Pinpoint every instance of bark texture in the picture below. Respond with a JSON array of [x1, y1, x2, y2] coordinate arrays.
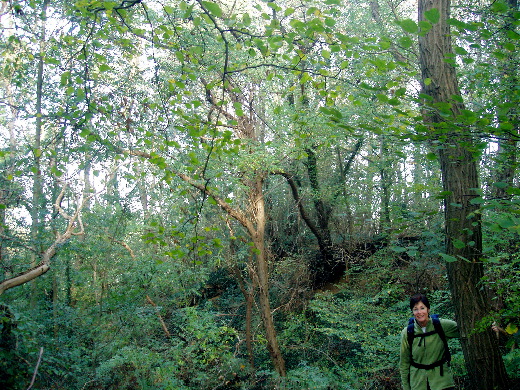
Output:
[[417, 1, 509, 389]]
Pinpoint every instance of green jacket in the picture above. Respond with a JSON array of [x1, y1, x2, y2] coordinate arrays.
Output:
[[399, 317, 459, 390]]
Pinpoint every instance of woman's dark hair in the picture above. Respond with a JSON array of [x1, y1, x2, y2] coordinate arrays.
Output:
[[410, 293, 430, 311]]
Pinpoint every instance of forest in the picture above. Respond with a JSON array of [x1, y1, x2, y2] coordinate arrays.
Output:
[[0, 0, 518, 389]]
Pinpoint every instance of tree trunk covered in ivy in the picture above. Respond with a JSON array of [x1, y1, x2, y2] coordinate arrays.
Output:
[[418, 1, 510, 389], [304, 144, 336, 285]]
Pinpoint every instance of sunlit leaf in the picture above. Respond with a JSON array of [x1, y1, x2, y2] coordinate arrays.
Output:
[[399, 19, 418, 33], [201, 1, 222, 17], [424, 8, 440, 24], [505, 324, 519, 335], [399, 36, 413, 48]]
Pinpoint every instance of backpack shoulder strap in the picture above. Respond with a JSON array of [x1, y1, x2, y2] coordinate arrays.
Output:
[[407, 317, 415, 357], [431, 314, 451, 364], [407, 318, 415, 338], [408, 314, 452, 375]]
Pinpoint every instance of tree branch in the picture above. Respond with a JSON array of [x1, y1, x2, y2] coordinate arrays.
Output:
[[26, 347, 44, 390], [125, 149, 255, 235], [146, 295, 172, 338], [0, 184, 89, 295], [273, 171, 323, 242], [90, 0, 143, 14]]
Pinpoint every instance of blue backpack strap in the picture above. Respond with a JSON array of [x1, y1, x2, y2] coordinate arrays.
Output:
[[407, 317, 415, 332], [407, 317, 415, 358], [431, 314, 451, 367]]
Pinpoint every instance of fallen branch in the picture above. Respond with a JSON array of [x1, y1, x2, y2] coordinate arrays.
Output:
[[26, 347, 44, 390], [146, 295, 172, 338]]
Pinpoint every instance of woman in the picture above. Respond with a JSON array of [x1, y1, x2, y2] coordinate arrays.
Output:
[[399, 293, 459, 390]]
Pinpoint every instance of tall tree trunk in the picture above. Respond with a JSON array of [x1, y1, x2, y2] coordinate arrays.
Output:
[[305, 146, 334, 258], [171, 75, 288, 376], [493, 0, 518, 199], [336, 139, 363, 238], [30, 0, 50, 305], [228, 221, 256, 369], [417, 1, 509, 389], [378, 135, 392, 233], [248, 176, 286, 377]]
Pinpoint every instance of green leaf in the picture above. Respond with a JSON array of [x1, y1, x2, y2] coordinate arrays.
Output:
[[321, 49, 331, 59], [505, 324, 519, 335], [242, 13, 251, 26], [50, 166, 64, 177], [399, 19, 418, 34], [325, 17, 336, 27], [175, 51, 185, 63], [399, 36, 413, 48], [452, 95, 465, 103], [503, 42, 516, 51], [498, 216, 517, 229], [469, 197, 484, 205], [60, 71, 71, 86], [435, 191, 453, 199], [424, 8, 440, 24], [284, 7, 295, 17], [452, 239, 466, 249], [454, 46, 468, 55], [419, 93, 433, 101], [201, 1, 222, 17], [377, 94, 388, 103], [394, 87, 406, 97], [440, 253, 458, 263], [499, 121, 514, 131], [418, 20, 432, 35], [490, 1, 509, 13], [379, 39, 391, 50]]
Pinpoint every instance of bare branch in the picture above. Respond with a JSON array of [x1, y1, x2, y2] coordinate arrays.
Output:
[[0, 184, 90, 295], [26, 347, 44, 390], [146, 295, 172, 338]]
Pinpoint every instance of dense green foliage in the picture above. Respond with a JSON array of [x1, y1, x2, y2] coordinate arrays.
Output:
[[0, 0, 519, 388]]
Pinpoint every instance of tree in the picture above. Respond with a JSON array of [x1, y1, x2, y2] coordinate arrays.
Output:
[[417, 1, 510, 388], [0, 0, 93, 295], [488, 0, 519, 199]]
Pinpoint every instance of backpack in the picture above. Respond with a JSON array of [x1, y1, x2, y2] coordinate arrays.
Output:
[[407, 314, 451, 376]]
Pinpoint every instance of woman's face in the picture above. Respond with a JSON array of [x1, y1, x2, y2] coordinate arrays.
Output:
[[412, 301, 430, 327]]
